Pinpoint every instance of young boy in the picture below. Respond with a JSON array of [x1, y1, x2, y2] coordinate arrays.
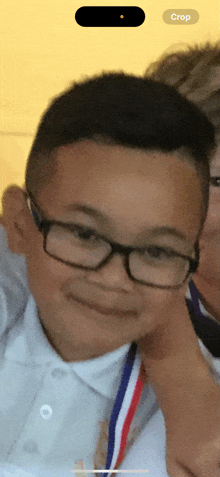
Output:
[[1, 71, 220, 477]]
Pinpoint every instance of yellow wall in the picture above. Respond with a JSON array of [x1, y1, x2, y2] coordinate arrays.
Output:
[[1, 0, 220, 212]]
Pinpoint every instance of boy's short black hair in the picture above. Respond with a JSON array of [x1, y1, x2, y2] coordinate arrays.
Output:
[[25, 71, 215, 237]]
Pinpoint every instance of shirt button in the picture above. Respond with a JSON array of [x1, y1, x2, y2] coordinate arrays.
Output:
[[40, 404, 53, 419], [23, 440, 39, 453], [51, 368, 67, 379]]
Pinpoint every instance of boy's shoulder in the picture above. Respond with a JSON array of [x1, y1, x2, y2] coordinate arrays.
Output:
[[0, 225, 29, 337]]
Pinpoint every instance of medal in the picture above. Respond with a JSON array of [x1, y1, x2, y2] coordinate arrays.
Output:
[[95, 342, 144, 477]]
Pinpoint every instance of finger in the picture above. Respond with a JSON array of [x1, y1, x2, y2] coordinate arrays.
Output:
[[167, 437, 220, 477], [191, 442, 220, 477], [166, 461, 198, 477]]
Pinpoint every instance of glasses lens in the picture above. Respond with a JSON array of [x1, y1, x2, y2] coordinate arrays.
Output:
[[46, 224, 111, 267], [129, 246, 190, 287], [46, 226, 190, 287]]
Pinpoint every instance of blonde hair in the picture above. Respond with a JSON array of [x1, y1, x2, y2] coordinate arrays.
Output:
[[144, 42, 220, 142]]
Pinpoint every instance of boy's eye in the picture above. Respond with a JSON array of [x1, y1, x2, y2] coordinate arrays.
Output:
[[143, 245, 175, 261], [210, 176, 220, 187], [67, 225, 107, 249], [71, 226, 100, 242]]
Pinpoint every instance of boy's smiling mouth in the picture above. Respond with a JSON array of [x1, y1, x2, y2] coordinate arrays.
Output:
[[67, 293, 138, 318]]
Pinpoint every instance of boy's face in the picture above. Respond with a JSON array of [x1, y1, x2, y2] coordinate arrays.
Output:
[[5, 140, 202, 361]]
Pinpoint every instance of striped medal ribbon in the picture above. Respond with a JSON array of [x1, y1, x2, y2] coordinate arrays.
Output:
[[100, 342, 144, 477]]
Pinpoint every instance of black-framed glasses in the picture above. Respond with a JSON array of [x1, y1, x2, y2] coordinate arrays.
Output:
[[24, 189, 200, 290]]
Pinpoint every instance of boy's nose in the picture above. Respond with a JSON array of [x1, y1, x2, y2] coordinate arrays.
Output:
[[87, 252, 134, 292]]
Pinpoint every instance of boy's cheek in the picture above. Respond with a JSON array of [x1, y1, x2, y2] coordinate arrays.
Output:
[[175, 280, 190, 298]]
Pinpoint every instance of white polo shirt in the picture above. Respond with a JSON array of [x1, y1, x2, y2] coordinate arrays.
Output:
[[0, 225, 161, 476]]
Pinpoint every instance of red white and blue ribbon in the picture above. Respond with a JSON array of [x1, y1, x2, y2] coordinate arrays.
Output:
[[100, 342, 144, 477]]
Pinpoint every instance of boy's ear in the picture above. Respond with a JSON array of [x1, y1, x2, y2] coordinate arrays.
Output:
[[1, 185, 28, 255]]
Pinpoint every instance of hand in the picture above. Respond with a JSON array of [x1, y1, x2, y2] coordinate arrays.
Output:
[[136, 292, 220, 477], [165, 377, 220, 477]]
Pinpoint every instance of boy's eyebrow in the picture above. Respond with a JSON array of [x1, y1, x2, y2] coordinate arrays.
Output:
[[64, 203, 188, 242]]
